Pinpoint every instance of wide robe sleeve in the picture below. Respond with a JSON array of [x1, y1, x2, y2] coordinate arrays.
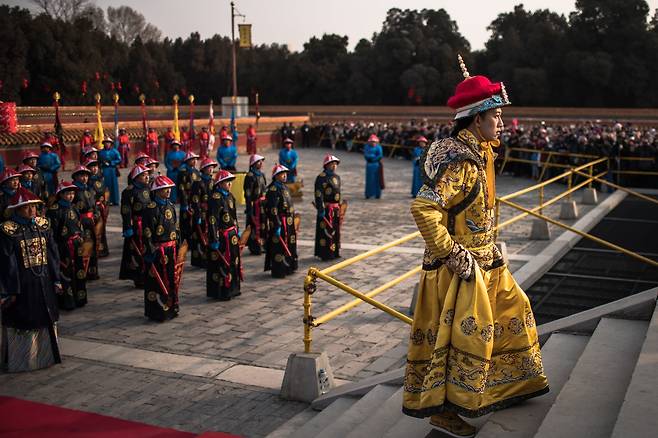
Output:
[[410, 160, 479, 259]]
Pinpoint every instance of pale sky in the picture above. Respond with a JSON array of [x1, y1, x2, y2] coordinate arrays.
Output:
[[6, 0, 658, 51]]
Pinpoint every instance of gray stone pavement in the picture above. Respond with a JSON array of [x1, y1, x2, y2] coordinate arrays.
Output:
[[0, 145, 607, 437]]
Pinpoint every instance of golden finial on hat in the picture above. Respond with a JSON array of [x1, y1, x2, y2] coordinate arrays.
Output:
[[457, 54, 470, 79], [501, 82, 509, 103]]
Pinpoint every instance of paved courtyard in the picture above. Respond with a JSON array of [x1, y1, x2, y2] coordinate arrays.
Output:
[[0, 144, 607, 437]]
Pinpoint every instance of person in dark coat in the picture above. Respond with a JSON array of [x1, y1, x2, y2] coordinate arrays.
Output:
[[314, 154, 342, 261], [1, 187, 63, 372], [47, 181, 87, 309], [176, 151, 201, 245], [243, 154, 267, 255], [207, 170, 242, 300], [190, 158, 217, 268], [86, 158, 109, 258], [0, 169, 22, 221], [264, 164, 298, 278], [71, 165, 100, 281], [20, 151, 47, 203], [142, 175, 180, 322], [17, 164, 43, 200], [119, 164, 151, 288]]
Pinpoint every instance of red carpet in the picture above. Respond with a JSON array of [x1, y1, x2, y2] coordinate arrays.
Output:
[[0, 396, 241, 438]]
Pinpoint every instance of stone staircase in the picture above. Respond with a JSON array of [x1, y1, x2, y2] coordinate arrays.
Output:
[[267, 287, 658, 438]]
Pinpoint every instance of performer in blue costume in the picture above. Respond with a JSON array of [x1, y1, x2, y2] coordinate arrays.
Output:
[[164, 140, 186, 203], [98, 136, 121, 205], [364, 134, 383, 199], [278, 138, 299, 182], [37, 142, 61, 196], [216, 135, 238, 171], [411, 136, 428, 198]]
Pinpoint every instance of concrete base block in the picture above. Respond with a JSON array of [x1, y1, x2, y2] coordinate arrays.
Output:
[[409, 283, 419, 316], [280, 351, 336, 403], [530, 219, 551, 240], [560, 200, 579, 220], [581, 188, 599, 205], [496, 241, 509, 265]]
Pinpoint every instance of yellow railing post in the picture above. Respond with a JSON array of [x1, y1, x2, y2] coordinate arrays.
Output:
[[539, 186, 544, 215], [567, 172, 573, 200], [588, 165, 593, 189], [539, 152, 552, 181], [303, 270, 318, 353]]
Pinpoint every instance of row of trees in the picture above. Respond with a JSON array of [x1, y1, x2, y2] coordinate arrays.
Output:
[[2, 0, 658, 107]]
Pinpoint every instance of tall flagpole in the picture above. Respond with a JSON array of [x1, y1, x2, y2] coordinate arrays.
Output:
[[231, 1, 238, 99]]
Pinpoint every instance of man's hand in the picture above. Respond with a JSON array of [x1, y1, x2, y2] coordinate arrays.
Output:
[[441, 241, 476, 282], [54, 283, 64, 295]]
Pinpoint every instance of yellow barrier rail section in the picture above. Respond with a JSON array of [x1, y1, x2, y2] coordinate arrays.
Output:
[[500, 146, 658, 180], [302, 155, 658, 353], [303, 233, 421, 352], [493, 157, 607, 240]]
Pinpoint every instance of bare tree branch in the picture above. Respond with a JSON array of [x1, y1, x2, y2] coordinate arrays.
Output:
[[107, 5, 161, 44]]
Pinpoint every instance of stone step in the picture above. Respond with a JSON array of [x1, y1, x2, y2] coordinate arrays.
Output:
[[345, 387, 404, 438], [311, 366, 404, 410], [381, 412, 434, 438], [611, 302, 658, 438], [477, 332, 590, 438], [289, 397, 357, 438], [315, 384, 399, 438], [534, 317, 648, 438], [264, 407, 317, 438]]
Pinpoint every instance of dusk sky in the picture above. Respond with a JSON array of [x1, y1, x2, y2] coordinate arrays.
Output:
[[6, 0, 658, 51]]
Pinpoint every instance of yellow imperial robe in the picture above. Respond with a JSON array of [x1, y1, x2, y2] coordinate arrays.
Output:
[[403, 129, 549, 418]]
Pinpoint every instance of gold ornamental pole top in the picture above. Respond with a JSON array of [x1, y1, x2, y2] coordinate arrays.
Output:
[[457, 54, 470, 79], [95, 93, 101, 104], [113, 93, 119, 103], [139, 93, 146, 103], [53, 91, 60, 102], [189, 94, 195, 104], [173, 94, 179, 103]]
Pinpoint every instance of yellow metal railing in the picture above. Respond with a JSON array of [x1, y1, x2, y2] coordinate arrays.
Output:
[[499, 147, 658, 181], [302, 155, 658, 353], [493, 157, 607, 240], [495, 156, 658, 268], [303, 233, 421, 352]]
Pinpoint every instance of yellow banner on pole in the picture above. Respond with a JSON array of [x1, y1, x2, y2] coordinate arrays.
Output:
[[94, 93, 104, 147], [172, 95, 180, 141], [238, 24, 252, 48]]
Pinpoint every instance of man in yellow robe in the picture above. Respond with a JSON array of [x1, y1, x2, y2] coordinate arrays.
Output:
[[402, 57, 549, 437]]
